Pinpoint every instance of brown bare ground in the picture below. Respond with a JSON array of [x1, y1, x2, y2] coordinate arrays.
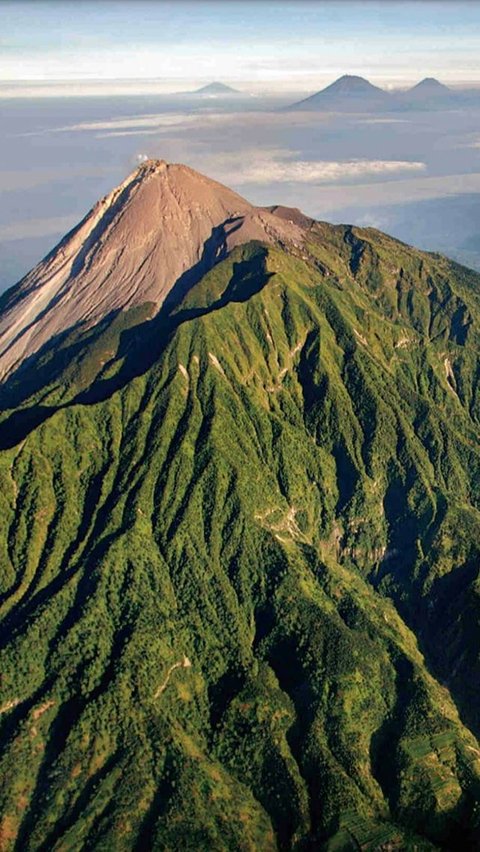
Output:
[[0, 160, 304, 381]]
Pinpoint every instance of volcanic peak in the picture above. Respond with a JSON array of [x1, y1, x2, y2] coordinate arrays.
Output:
[[407, 77, 450, 93], [324, 74, 384, 93], [193, 81, 240, 95], [0, 160, 304, 380]]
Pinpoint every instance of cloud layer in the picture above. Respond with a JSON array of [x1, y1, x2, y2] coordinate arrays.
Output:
[[229, 155, 426, 185]]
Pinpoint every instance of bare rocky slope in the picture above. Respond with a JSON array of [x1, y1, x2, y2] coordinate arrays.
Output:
[[0, 160, 303, 381]]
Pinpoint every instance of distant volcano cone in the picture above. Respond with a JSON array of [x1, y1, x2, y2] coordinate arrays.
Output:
[[398, 77, 454, 108], [191, 81, 241, 95], [288, 74, 395, 111], [406, 77, 450, 95]]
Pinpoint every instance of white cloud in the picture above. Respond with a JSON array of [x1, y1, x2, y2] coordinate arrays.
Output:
[[356, 118, 411, 125], [21, 111, 234, 138], [463, 138, 480, 149], [205, 150, 426, 185], [60, 113, 201, 133], [96, 129, 168, 138]]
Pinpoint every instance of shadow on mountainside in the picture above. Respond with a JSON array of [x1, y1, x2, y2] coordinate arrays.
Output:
[[0, 240, 271, 450], [369, 653, 479, 849], [418, 558, 480, 737]]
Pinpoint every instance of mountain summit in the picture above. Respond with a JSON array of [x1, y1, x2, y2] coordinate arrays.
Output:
[[407, 76, 450, 94], [319, 74, 383, 94], [190, 81, 241, 96], [287, 75, 460, 112], [0, 160, 301, 381], [399, 77, 453, 109], [1, 164, 480, 849], [288, 74, 395, 111]]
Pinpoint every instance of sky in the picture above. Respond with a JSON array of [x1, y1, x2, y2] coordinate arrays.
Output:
[[2, 0, 480, 93]]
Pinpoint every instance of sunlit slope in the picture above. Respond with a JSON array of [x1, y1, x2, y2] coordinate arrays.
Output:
[[0, 230, 480, 850]]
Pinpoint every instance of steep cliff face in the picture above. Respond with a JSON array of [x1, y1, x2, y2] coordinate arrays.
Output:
[[0, 165, 479, 851]]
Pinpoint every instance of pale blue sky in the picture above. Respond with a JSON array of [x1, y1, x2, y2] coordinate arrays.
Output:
[[2, 1, 480, 91]]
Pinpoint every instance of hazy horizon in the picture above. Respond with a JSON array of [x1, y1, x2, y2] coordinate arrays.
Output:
[[2, 75, 480, 101], [3, 0, 480, 92]]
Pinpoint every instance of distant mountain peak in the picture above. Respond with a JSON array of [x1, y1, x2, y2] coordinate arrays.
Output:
[[287, 74, 392, 111], [326, 74, 384, 93], [192, 81, 240, 95], [408, 77, 450, 93]]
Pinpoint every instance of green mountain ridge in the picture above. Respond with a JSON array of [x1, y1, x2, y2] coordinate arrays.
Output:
[[0, 164, 480, 850]]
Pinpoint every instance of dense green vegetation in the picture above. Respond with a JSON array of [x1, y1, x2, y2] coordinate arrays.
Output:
[[0, 224, 480, 850]]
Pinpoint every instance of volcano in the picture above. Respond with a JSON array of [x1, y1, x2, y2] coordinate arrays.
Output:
[[287, 74, 395, 111], [1, 161, 480, 850]]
